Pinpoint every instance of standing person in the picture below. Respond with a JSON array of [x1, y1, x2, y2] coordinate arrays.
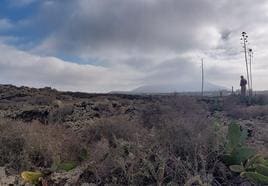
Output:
[[240, 75, 247, 96]]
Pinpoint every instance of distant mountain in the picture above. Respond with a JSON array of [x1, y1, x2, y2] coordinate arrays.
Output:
[[132, 81, 227, 93]]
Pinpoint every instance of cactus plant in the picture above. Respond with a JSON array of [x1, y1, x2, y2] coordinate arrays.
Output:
[[229, 153, 268, 184], [225, 122, 248, 152], [240, 172, 268, 185], [245, 154, 264, 168], [223, 122, 255, 165], [255, 164, 268, 176], [229, 165, 245, 173], [224, 123, 268, 184]]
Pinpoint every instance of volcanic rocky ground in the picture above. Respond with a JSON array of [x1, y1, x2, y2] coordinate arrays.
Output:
[[0, 84, 267, 185]]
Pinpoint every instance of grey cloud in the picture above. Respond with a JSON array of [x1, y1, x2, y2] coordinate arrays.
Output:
[[33, 0, 221, 58], [2, 0, 268, 91], [206, 65, 239, 81], [32, 0, 268, 63], [141, 57, 200, 85]]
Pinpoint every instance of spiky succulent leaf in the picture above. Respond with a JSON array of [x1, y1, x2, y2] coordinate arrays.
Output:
[[255, 164, 268, 176], [229, 165, 245, 173], [240, 172, 268, 185], [245, 154, 265, 168], [264, 160, 268, 167]]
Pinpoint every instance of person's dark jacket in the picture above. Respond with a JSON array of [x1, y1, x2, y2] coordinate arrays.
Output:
[[240, 79, 247, 86]]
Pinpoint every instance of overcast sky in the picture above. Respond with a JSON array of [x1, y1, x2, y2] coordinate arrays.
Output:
[[0, 0, 267, 92]]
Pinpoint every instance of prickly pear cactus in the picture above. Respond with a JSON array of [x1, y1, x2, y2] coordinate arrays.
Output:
[[224, 122, 255, 165]]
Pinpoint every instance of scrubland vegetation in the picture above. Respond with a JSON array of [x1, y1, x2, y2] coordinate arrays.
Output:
[[0, 86, 268, 185]]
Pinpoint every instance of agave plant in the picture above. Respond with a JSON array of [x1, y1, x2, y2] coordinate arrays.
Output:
[[229, 154, 268, 185]]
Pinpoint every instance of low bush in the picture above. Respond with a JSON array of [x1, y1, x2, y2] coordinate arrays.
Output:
[[78, 98, 224, 185], [0, 120, 85, 173], [226, 105, 268, 120], [251, 94, 268, 105], [0, 95, 240, 185], [0, 121, 26, 172]]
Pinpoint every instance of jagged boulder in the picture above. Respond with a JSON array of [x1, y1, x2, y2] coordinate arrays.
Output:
[[13, 108, 50, 123], [0, 167, 19, 185]]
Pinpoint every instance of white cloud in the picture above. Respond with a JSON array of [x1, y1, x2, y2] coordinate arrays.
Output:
[[0, 44, 143, 92]]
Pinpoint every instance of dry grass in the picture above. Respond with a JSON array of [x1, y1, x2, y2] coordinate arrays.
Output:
[[0, 120, 85, 173], [78, 97, 224, 185], [226, 105, 268, 120], [0, 96, 232, 185]]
